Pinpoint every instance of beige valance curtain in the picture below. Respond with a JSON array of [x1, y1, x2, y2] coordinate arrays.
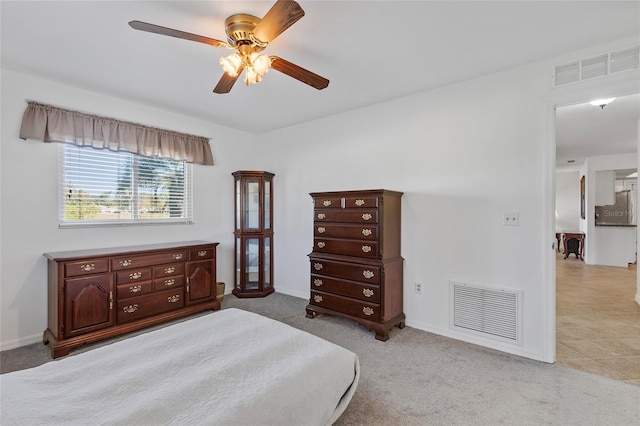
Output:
[[19, 101, 214, 165]]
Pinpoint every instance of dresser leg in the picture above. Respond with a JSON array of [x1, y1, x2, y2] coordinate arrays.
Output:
[[305, 308, 316, 319], [374, 330, 390, 341]]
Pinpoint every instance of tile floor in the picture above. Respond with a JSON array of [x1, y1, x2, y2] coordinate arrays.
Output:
[[556, 251, 640, 385]]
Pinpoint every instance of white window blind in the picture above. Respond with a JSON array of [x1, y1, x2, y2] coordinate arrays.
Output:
[[59, 144, 193, 227]]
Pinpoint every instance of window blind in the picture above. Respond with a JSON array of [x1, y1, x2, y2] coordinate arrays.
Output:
[[59, 144, 193, 226]]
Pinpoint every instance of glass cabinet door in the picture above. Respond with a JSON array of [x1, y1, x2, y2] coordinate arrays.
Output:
[[232, 171, 274, 298]]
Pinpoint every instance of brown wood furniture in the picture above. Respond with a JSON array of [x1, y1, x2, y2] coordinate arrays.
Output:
[[306, 189, 405, 341], [562, 232, 584, 260], [232, 170, 275, 297], [43, 241, 220, 358]]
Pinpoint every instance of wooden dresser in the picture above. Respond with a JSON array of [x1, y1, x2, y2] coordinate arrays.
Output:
[[43, 241, 220, 358], [306, 189, 405, 341]]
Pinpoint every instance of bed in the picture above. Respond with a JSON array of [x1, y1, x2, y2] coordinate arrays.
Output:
[[0, 308, 360, 425]]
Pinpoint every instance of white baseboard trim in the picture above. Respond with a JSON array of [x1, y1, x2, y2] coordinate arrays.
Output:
[[273, 287, 309, 300], [405, 319, 547, 363], [1, 333, 43, 352]]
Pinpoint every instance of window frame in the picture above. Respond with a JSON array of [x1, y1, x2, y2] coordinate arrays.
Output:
[[58, 144, 193, 228]]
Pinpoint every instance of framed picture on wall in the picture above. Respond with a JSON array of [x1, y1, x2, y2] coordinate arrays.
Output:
[[580, 175, 585, 219]]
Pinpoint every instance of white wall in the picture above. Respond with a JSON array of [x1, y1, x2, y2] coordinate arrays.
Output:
[[555, 170, 581, 232], [0, 70, 257, 349]]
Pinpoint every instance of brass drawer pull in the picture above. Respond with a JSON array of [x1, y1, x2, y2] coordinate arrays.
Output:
[[164, 267, 175, 274], [173, 253, 183, 260], [363, 288, 374, 297], [362, 213, 372, 221], [317, 242, 326, 248], [362, 245, 372, 253], [314, 295, 323, 303], [323, 200, 332, 206], [197, 250, 207, 257], [363, 270, 375, 279], [80, 263, 95, 272], [119, 260, 132, 267], [362, 229, 372, 236], [129, 285, 142, 293], [363, 307, 374, 316], [313, 263, 324, 271], [164, 279, 175, 287], [123, 304, 138, 314], [355, 199, 365, 206], [317, 213, 326, 220], [317, 227, 326, 234], [314, 278, 323, 287], [129, 272, 142, 280], [168, 295, 180, 303]]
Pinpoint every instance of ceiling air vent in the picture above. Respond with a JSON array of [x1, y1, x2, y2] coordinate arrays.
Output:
[[553, 46, 639, 87], [581, 54, 608, 80], [610, 46, 640, 73]]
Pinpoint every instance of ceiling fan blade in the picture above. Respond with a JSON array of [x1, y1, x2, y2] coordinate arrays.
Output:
[[270, 56, 329, 90], [252, 0, 305, 44], [129, 20, 228, 48], [213, 67, 244, 94]]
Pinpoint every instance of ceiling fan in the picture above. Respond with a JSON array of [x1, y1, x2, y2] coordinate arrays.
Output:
[[129, 0, 329, 94]]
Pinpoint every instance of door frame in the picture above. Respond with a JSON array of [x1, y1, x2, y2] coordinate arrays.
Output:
[[543, 74, 640, 363]]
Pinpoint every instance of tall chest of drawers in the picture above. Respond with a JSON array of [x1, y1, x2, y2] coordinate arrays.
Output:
[[43, 241, 220, 358], [306, 189, 405, 341]]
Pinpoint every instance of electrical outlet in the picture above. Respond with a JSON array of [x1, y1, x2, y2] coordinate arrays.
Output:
[[415, 281, 423, 294], [503, 212, 520, 226]]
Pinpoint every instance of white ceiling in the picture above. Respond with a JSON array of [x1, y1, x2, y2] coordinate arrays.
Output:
[[556, 93, 640, 170], [1, 1, 639, 136]]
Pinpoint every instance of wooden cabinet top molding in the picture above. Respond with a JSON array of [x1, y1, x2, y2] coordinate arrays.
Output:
[[44, 241, 218, 261]]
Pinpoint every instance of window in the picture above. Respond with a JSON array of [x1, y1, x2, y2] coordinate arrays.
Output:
[[59, 144, 193, 226]]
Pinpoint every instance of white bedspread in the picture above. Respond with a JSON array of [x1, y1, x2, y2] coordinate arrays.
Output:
[[1, 308, 359, 425]]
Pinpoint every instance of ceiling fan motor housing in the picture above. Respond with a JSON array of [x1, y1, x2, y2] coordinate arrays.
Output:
[[224, 14, 263, 48]]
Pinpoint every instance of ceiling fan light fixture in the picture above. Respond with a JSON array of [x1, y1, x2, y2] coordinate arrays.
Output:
[[220, 53, 242, 77], [589, 97, 616, 109], [251, 53, 272, 76]]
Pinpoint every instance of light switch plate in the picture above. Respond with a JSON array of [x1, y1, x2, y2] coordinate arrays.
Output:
[[504, 212, 519, 226]]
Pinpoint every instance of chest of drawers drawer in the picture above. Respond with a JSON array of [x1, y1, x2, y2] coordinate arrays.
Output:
[[310, 258, 381, 284], [117, 289, 184, 324], [312, 196, 343, 208], [314, 209, 378, 224], [117, 281, 154, 299], [153, 263, 184, 277], [311, 275, 380, 303], [314, 224, 378, 240], [343, 196, 378, 208], [64, 259, 110, 277], [153, 275, 184, 291], [313, 238, 379, 258], [111, 251, 188, 271], [310, 290, 380, 322], [115, 269, 152, 284]]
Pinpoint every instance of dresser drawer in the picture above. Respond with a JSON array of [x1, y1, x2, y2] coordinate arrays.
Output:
[[64, 259, 110, 277], [313, 238, 379, 258], [312, 196, 342, 209], [314, 209, 378, 224], [152, 263, 184, 278], [314, 223, 378, 240], [117, 290, 184, 324], [310, 258, 381, 284], [311, 275, 380, 303], [190, 247, 214, 260], [111, 250, 189, 271], [115, 269, 152, 284], [310, 290, 380, 322], [153, 275, 185, 291], [117, 281, 153, 299], [343, 196, 378, 209]]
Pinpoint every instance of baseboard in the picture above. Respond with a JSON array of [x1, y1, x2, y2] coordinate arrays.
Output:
[[272, 286, 309, 300], [405, 319, 547, 363], [635, 293, 640, 306], [1, 333, 43, 352]]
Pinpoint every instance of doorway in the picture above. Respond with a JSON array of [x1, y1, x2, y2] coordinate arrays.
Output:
[[554, 93, 640, 384]]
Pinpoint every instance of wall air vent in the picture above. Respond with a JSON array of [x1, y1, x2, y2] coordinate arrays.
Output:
[[553, 46, 639, 87], [450, 281, 521, 343]]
